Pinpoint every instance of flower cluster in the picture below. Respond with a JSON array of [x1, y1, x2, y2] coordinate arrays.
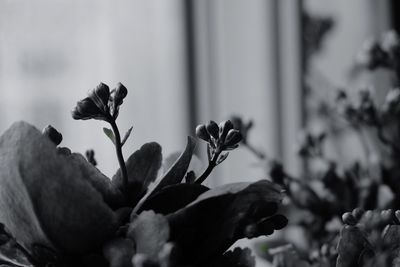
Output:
[[356, 30, 400, 71]]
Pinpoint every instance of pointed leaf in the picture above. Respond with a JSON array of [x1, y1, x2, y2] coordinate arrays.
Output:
[[121, 126, 133, 146], [382, 225, 400, 257], [166, 180, 284, 263], [103, 127, 115, 144], [112, 142, 162, 207], [137, 183, 209, 214], [336, 225, 373, 267], [149, 136, 196, 197]]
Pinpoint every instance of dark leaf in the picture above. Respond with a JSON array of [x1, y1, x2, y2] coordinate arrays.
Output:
[[0, 122, 120, 255], [112, 142, 162, 207], [137, 183, 209, 214], [149, 137, 196, 197], [167, 180, 284, 264], [382, 225, 400, 259], [336, 225, 373, 267]]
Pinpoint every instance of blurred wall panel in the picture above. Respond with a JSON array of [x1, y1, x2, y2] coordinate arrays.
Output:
[[192, 0, 292, 185], [0, 0, 188, 176]]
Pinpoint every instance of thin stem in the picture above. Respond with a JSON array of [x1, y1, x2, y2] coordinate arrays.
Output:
[[110, 120, 128, 190], [195, 150, 220, 184]]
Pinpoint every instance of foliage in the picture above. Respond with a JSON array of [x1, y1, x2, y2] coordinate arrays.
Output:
[[232, 30, 400, 267], [0, 83, 287, 267]]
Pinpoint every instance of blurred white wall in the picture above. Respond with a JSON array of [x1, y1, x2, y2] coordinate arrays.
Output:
[[0, 0, 188, 177]]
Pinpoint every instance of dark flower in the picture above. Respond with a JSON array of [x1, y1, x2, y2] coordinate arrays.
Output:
[[72, 83, 111, 121], [72, 82, 128, 122]]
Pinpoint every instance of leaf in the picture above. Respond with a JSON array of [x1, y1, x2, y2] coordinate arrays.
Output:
[[137, 183, 209, 214], [382, 225, 400, 258], [103, 127, 115, 144], [112, 142, 162, 207], [0, 122, 120, 255], [121, 126, 133, 146], [166, 180, 284, 264], [127, 211, 169, 258], [336, 225, 373, 267], [149, 136, 196, 197], [0, 224, 34, 267]]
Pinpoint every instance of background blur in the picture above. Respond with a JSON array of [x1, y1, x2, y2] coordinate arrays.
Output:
[[0, 0, 396, 186]]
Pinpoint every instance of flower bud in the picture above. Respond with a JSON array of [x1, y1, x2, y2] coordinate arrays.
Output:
[[342, 212, 357, 226], [42, 125, 62, 145], [218, 120, 234, 143], [113, 83, 128, 107], [224, 129, 242, 147], [352, 207, 365, 221], [206, 120, 219, 140], [195, 124, 210, 142]]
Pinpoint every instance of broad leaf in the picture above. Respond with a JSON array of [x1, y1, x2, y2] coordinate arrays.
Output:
[[166, 180, 284, 264], [112, 142, 162, 207], [0, 122, 119, 255], [137, 183, 209, 214], [149, 136, 196, 197]]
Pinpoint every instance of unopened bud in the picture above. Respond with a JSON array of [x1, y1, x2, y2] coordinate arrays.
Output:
[[42, 125, 62, 145], [342, 212, 357, 226], [195, 124, 210, 142], [218, 120, 234, 143], [206, 120, 219, 139], [224, 129, 242, 147]]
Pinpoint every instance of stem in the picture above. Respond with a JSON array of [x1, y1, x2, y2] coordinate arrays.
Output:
[[110, 120, 128, 190], [195, 151, 220, 184]]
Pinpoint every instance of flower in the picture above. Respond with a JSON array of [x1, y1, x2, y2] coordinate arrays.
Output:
[[72, 82, 128, 122]]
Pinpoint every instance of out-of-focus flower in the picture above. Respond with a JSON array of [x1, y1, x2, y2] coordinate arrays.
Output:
[[381, 30, 400, 54]]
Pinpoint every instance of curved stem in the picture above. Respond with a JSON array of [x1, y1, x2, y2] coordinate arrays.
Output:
[[110, 120, 128, 190], [195, 151, 220, 184]]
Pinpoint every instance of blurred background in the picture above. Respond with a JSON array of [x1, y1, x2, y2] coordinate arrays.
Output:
[[0, 0, 396, 185]]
